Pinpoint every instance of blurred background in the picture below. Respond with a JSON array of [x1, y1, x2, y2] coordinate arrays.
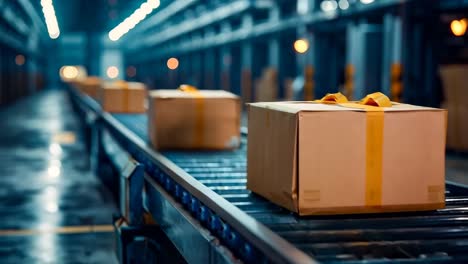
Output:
[[0, 1, 468, 263], [0, 0, 466, 107]]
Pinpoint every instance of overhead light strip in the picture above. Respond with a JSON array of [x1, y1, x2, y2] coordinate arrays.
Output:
[[109, 0, 161, 41], [40, 0, 60, 39]]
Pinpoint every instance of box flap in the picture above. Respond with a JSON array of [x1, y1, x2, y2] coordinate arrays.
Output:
[[149, 89, 239, 99], [249, 101, 443, 113]]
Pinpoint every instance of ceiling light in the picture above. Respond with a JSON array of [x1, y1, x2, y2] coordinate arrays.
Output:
[[451, 19, 467, 37], [148, 0, 161, 9], [40, 0, 60, 39], [106, 66, 120, 79], [167, 58, 179, 70], [339, 0, 350, 10], [108, 0, 161, 41], [321, 0, 338, 12], [141, 3, 153, 15], [60, 66, 79, 79], [294, 39, 309, 53], [360, 0, 374, 4], [41, 0, 60, 39]]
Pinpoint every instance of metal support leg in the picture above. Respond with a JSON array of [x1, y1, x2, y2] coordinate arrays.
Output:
[[113, 215, 187, 264], [98, 126, 145, 225], [120, 159, 144, 225]]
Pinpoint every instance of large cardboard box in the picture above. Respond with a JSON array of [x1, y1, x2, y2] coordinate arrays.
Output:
[[100, 81, 146, 113], [247, 101, 447, 215], [148, 89, 241, 150], [74, 76, 101, 98]]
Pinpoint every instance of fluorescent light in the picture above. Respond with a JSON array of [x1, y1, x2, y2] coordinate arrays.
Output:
[[148, 0, 161, 9], [108, 0, 161, 41], [40, 0, 60, 39], [360, 0, 374, 4], [141, 3, 153, 15]]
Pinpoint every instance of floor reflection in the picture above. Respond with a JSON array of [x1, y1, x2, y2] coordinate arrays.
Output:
[[0, 90, 117, 263]]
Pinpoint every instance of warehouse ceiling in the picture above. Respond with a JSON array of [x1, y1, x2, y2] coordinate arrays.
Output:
[[32, 0, 172, 33]]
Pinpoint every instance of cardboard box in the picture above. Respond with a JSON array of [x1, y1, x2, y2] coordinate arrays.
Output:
[[443, 103, 468, 151], [100, 81, 146, 113], [247, 101, 447, 215], [440, 65, 468, 151], [255, 68, 278, 102], [148, 89, 241, 150], [74, 76, 101, 98], [440, 65, 468, 105]]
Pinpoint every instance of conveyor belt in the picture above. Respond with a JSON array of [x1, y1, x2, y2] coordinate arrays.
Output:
[[112, 113, 468, 263], [70, 89, 468, 263]]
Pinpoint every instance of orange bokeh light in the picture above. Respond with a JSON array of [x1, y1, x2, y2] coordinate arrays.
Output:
[[167, 57, 179, 70], [294, 39, 309, 54], [15, 55, 25, 66], [451, 19, 467, 37]]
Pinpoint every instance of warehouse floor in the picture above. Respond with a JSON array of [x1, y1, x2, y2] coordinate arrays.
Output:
[[0, 89, 468, 262], [0, 89, 118, 263]]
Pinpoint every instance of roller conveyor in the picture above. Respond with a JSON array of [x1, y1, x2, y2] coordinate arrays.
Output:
[[69, 88, 468, 264]]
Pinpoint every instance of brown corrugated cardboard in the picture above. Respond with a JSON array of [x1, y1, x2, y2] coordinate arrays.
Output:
[[100, 81, 146, 113], [440, 65, 468, 151], [74, 76, 101, 98], [148, 89, 241, 150], [444, 103, 468, 151], [247, 101, 446, 215], [440, 65, 468, 105]]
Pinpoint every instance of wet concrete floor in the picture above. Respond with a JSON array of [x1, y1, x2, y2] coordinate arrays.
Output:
[[0, 89, 118, 263]]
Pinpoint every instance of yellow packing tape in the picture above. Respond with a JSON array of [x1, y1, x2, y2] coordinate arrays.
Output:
[[179, 85, 204, 148], [338, 92, 391, 206], [310, 92, 391, 206], [360, 92, 392, 107], [315, 92, 349, 104], [365, 111, 384, 206]]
